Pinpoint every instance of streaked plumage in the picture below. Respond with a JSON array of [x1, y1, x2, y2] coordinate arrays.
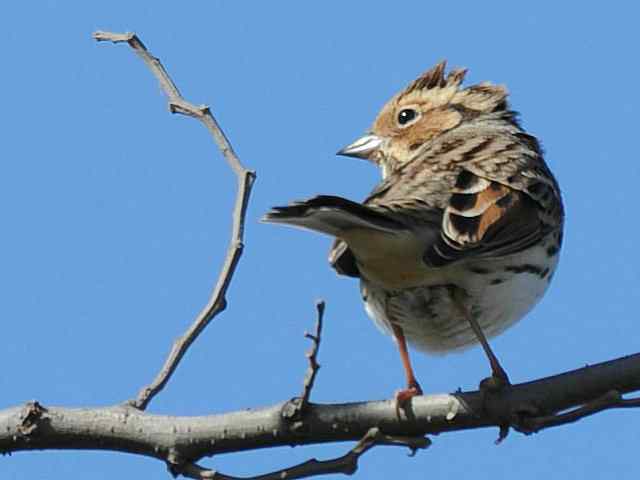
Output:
[[263, 61, 564, 403]]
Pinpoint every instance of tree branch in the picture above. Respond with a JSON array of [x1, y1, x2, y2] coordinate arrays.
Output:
[[173, 428, 429, 480], [93, 30, 256, 411], [515, 389, 640, 433], [2, 352, 639, 470]]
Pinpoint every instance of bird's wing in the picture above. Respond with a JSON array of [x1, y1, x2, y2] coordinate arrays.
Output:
[[423, 151, 564, 267], [328, 238, 360, 277], [263, 195, 410, 279], [262, 195, 406, 237]]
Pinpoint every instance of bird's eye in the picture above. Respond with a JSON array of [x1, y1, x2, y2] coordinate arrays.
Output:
[[397, 108, 418, 126]]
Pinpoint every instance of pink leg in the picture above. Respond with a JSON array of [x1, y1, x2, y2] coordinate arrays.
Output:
[[391, 323, 423, 414]]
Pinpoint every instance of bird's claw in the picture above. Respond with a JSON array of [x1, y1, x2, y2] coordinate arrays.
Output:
[[394, 382, 423, 418]]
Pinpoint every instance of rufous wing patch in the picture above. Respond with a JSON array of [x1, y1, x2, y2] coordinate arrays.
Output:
[[445, 180, 512, 244], [425, 170, 540, 267]]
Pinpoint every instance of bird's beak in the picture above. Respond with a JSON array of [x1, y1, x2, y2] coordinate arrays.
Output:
[[337, 134, 382, 160]]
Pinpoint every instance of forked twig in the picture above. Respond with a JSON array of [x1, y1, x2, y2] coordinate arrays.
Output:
[[93, 31, 256, 410], [173, 428, 430, 480]]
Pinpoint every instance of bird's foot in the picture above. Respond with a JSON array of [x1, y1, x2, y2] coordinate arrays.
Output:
[[480, 365, 511, 393], [477, 366, 513, 442], [394, 381, 423, 418]]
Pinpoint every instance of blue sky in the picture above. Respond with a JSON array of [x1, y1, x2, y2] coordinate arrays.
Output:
[[1, 1, 639, 479]]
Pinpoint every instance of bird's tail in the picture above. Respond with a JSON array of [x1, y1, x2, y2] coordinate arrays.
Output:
[[261, 195, 405, 237]]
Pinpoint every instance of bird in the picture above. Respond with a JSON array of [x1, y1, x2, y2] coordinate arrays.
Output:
[[262, 61, 564, 408]]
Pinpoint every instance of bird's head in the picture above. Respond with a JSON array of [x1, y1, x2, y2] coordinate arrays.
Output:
[[338, 61, 510, 177]]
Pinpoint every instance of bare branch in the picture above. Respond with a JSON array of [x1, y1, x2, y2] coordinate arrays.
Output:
[[171, 428, 428, 480], [2, 352, 639, 465], [93, 30, 256, 410], [283, 300, 326, 422], [516, 390, 640, 433]]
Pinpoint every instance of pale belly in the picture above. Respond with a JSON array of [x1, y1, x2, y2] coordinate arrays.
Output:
[[361, 244, 559, 353]]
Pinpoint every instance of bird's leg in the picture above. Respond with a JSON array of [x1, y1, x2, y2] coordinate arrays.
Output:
[[453, 290, 510, 388], [465, 313, 510, 386], [391, 322, 423, 414]]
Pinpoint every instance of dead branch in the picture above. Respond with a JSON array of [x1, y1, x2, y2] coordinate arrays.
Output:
[[93, 30, 256, 411], [1, 352, 639, 469], [514, 389, 640, 433], [173, 429, 429, 480]]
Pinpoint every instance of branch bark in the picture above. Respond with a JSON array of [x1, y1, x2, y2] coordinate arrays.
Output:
[[1, 352, 639, 463]]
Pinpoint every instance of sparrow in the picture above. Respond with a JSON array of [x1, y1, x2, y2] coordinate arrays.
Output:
[[262, 61, 564, 407]]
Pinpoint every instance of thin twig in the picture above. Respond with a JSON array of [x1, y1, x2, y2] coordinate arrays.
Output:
[[283, 301, 326, 421], [515, 389, 640, 433], [175, 428, 430, 480], [301, 300, 325, 406], [93, 31, 256, 410]]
